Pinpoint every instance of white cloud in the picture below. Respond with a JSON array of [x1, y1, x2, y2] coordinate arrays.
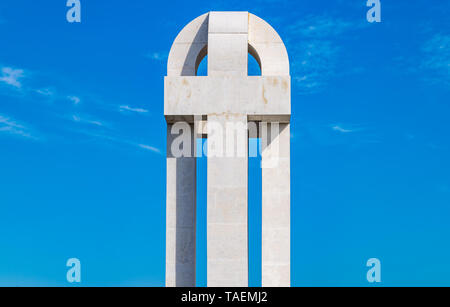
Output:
[[119, 105, 149, 114], [0, 114, 37, 140], [0, 67, 25, 88], [67, 95, 81, 105]]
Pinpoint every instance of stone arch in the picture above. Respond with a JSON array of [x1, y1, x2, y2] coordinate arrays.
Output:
[[248, 13, 290, 76], [167, 12, 289, 76], [167, 13, 209, 76]]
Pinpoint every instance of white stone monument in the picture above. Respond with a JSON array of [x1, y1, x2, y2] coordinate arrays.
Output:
[[165, 11, 291, 287]]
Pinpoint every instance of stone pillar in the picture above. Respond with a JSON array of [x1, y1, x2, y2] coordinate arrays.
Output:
[[208, 11, 248, 76], [166, 123, 196, 287], [207, 114, 248, 287], [261, 123, 290, 287]]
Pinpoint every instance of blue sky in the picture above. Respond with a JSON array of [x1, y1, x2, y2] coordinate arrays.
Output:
[[0, 0, 449, 286]]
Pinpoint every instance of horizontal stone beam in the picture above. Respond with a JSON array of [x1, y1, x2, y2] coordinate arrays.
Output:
[[164, 76, 290, 121]]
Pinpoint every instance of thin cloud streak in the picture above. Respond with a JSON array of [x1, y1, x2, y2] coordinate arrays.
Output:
[[70, 128, 162, 155], [297, 121, 381, 149], [35, 88, 54, 96], [71, 114, 104, 127], [332, 125, 354, 133], [0, 114, 39, 140], [138, 144, 161, 153], [119, 105, 149, 114]]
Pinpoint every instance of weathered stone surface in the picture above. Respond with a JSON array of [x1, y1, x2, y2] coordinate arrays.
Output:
[[164, 76, 290, 123]]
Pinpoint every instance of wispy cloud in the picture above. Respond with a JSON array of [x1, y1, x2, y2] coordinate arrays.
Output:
[[71, 128, 162, 155], [0, 114, 38, 140], [138, 144, 161, 153], [287, 15, 354, 38], [0, 62, 158, 154], [119, 105, 149, 114], [145, 52, 167, 61], [0, 67, 25, 88], [0, 65, 85, 106], [35, 88, 54, 96], [298, 121, 380, 148], [332, 125, 354, 133], [291, 40, 340, 92], [71, 114, 104, 127], [421, 33, 450, 85], [285, 15, 363, 94]]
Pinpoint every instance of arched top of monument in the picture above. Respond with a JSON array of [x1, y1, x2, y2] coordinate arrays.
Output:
[[167, 12, 290, 77]]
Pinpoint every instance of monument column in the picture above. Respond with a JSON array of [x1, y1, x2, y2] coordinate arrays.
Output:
[[207, 114, 248, 287], [206, 12, 249, 287], [165, 11, 291, 287], [261, 123, 291, 287], [166, 123, 196, 287]]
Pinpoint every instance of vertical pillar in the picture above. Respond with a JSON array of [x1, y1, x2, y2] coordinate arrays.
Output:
[[208, 11, 248, 77], [166, 123, 196, 287], [206, 11, 249, 287], [261, 123, 290, 287], [207, 114, 248, 286]]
